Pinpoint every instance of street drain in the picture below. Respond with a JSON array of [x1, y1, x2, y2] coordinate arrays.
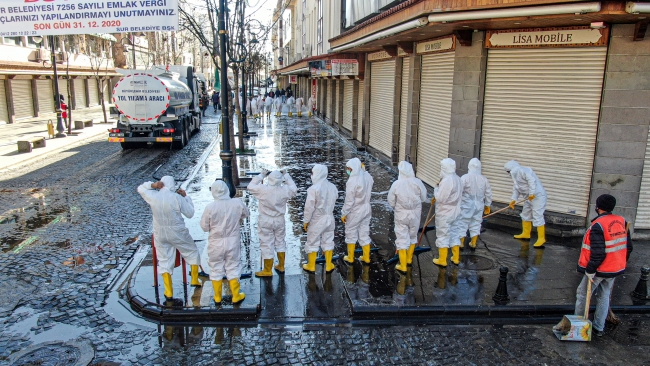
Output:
[[8, 341, 94, 366], [459, 255, 495, 271]]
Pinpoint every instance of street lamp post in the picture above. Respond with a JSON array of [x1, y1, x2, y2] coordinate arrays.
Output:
[[218, 0, 236, 197], [49, 36, 66, 138]]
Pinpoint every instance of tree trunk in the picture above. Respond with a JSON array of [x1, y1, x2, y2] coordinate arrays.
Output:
[[232, 69, 245, 149], [228, 102, 240, 186], [98, 78, 108, 124], [112, 34, 127, 69]]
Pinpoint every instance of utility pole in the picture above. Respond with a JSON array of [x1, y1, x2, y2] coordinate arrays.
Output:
[[240, 2, 248, 137], [218, 0, 235, 197], [50, 36, 66, 138]]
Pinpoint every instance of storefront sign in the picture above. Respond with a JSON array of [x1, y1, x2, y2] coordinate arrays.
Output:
[[486, 27, 608, 48], [0, 0, 179, 37], [289, 75, 298, 84], [331, 59, 359, 76], [367, 51, 392, 61], [310, 60, 331, 77], [397, 47, 408, 57], [311, 79, 317, 107], [416, 36, 455, 54]]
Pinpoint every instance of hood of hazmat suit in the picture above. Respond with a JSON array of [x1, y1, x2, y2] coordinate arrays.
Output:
[[211, 180, 231, 200], [304, 164, 339, 227], [503, 160, 546, 200], [248, 170, 298, 217], [433, 159, 463, 248], [460, 158, 493, 211], [341, 158, 374, 221]]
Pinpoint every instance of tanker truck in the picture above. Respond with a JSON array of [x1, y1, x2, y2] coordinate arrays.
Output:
[[108, 66, 203, 149]]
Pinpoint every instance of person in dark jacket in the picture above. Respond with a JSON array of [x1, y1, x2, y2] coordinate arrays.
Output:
[[211, 92, 220, 111], [568, 194, 632, 337]]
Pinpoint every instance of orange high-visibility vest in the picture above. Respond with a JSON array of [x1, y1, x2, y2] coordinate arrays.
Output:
[[578, 214, 628, 276]]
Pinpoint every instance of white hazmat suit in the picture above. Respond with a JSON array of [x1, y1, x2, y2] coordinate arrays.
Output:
[[295, 97, 304, 116], [200, 180, 249, 281], [250, 97, 258, 117], [264, 96, 273, 116], [457, 158, 492, 246], [388, 161, 427, 251], [274, 97, 283, 116], [302, 164, 339, 272], [138, 176, 200, 275], [342, 158, 374, 263], [286, 96, 295, 115], [307, 96, 316, 111], [504, 160, 548, 247], [248, 170, 298, 276], [432, 159, 463, 267]]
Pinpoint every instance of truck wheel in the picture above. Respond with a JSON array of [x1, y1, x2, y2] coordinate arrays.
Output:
[[184, 121, 190, 145], [195, 116, 201, 132], [172, 120, 185, 150]]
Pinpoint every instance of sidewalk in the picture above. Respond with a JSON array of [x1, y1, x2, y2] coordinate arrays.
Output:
[[125, 113, 650, 324], [0, 106, 115, 171]]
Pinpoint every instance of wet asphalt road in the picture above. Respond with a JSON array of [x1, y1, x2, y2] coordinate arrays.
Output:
[[0, 110, 649, 365]]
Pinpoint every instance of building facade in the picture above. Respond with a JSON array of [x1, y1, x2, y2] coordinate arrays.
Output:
[[275, 0, 650, 237]]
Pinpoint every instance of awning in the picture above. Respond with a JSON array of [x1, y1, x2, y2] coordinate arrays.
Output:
[[90, 33, 118, 42], [283, 67, 310, 75]]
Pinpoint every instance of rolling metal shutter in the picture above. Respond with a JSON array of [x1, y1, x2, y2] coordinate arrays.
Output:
[[343, 79, 354, 131], [0, 82, 9, 123], [11, 79, 34, 119], [326, 80, 332, 122], [74, 79, 86, 109], [635, 130, 650, 228], [399, 57, 410, 162], [369, 60, 395, 157], [58, 78, 70, 104], [36, 79, 54, 114], [480, 48, 606, 217], [358, 80, 364, 135], [88, 78, 99, 106], [416, 52, 455, 186], [333, 80, 339, 125]]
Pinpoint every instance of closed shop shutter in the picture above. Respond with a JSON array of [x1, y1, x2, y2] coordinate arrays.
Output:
[[343, 79, 354, 131], [416, 52, 455, 186], [333, 80, 339, 125], [480, 48, 606, 217], [635, 131, 650, 228], [88, 78, 99, 106], [0, 82, 8, 123], [369, 59, 395, 157], [74, 78, 86, 109], [326, 80, 332, 122], [11, 79, 34, 119], [358, 80, 364, 131], [399, 57, 411, 162], [36, 79, 54, 114]]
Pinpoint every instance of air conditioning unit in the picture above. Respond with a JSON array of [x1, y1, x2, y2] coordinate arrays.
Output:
[[55, 52, 67, 64], [32, 48, 50, 62]]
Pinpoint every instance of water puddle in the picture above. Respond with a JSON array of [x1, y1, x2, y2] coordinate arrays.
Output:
[[4, 307, 91, 344]]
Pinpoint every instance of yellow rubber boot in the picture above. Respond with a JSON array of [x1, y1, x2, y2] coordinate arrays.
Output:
[[274, 252, 285, 273], [255, 258, 274, 277], [406, 244, 416, 266], [288, 112, 293, 117], [212, 280, 223, 304], [229, 279, 246, 303], [298, 112, 302, 117], [395, 249, 408, 273], [324, 250, 336, 272], [359, 245, 371, 264], [460, 237, 465, 248], [432, 247, 448, 267], [470, 236, 478, 249], [343, 243, 356, 263], [451, 246, 460, 265], [514, 221, 532, 239], [308, 112, 313, 117], [190, 265, 201, 287], [302, 252, 317, 272], [533, 225, 546, 248], [162, 272, 173, 299]]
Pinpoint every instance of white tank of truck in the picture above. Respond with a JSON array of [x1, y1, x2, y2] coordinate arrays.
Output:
[[112, 71, 192, 123]]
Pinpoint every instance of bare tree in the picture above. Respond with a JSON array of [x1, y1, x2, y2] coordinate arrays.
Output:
[[85, 35, 113, 124]]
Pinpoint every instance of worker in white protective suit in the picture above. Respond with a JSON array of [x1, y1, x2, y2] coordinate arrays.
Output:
[[388, 161, 428, 272], [342, 158, 374, 264], [456, 158, 492, 249], [274, 96, 283, 117], [137, 176, 201, 299], [504, 160, 547, 247], [257, 96, 265, 119], [302, 164, 339, 273], [286, 95, 295, 117], [250, 96, 258, 119], [432, 158, 463, 267], [307, 95, 316, 117], [200, 180, 249, 304], [248, 169, 298, 276], [264, 96, 273, 119], [295, 96, 304, 118]]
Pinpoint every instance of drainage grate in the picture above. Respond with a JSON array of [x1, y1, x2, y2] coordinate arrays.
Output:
[[9, 341, 94, 366], [459, 255, 496, 271]]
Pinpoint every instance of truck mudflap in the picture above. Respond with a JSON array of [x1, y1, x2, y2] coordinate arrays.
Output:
[[108, 134, 180, 143]]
